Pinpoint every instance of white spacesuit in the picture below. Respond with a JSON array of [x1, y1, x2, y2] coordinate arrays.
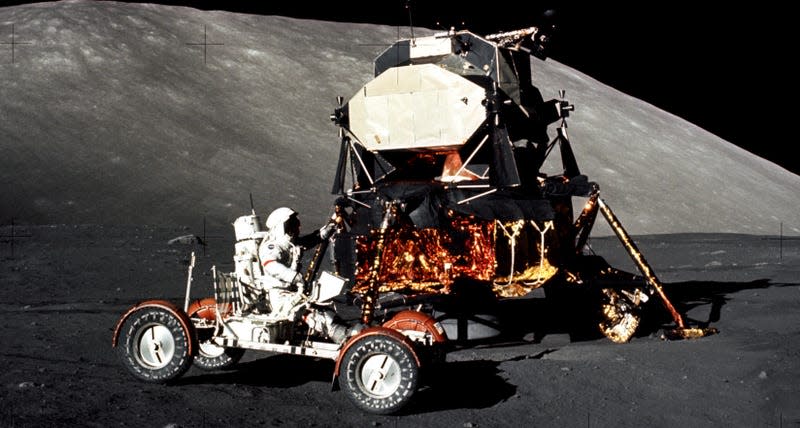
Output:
[[257, 207, 353, 342]]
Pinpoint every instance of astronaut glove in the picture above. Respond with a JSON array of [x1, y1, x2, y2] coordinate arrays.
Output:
[[319, 222, 336, 240], [291, 272, 306, 290]]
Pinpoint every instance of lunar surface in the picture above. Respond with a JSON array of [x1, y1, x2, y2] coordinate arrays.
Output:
[[1, 2, 799, 427], [1, 225, 798, 427]]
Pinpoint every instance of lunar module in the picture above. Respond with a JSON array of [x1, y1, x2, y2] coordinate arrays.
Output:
[[326, 26, 716, 343]]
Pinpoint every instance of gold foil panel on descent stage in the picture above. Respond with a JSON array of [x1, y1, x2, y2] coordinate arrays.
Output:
[[351, 218, 558, 297]]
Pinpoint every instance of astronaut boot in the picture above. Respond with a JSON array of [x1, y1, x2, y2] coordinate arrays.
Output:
[[327, 323, 350, 344], [329, 321, 367, 344], [304, 308, 361, 344]]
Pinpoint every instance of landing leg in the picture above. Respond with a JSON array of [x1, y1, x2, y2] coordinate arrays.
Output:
[[596, 198, 718, 340]]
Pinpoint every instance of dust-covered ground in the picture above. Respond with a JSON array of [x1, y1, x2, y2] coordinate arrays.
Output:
[[0, 224, 798, 427]]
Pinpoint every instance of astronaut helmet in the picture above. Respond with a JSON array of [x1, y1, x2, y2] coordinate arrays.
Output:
[[265, 207, 300, 239]]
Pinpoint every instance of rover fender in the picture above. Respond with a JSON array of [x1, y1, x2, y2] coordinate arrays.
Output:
[[186, 297, 216, 321], [382, 310, 447, 344]]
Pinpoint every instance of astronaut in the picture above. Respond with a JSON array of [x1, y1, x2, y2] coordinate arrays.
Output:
[[257, 207, 355, 342]]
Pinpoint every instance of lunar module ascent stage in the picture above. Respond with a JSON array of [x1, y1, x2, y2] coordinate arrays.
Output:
[[326, 26, 716, 342]]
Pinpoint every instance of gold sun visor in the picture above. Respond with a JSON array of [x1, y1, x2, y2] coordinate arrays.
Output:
[[347, 63, 487, 152]]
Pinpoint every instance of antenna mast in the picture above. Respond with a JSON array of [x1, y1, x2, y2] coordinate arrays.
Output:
[[405, 0, 416, 45]]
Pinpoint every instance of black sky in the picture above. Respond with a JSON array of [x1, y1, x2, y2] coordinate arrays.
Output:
[[5, 1, 796, 175]]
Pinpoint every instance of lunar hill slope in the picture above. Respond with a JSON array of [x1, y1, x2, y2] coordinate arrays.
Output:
[[1, 1, 799, 236]]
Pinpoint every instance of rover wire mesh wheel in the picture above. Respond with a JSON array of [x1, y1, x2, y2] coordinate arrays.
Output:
[[118, 307, 193, 383], [192, 328, 244, 370], [341, 334, 418, 414], [187, 298, 245, 371]]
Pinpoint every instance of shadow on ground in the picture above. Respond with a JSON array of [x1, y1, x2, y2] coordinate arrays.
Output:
[[427, 275, 799, 348], [172, 344, 519, 414], [175, 354, 335, 388], [487, 278, 797, 344], [166, 278, 799, 414], [403, 359, 518, 414]]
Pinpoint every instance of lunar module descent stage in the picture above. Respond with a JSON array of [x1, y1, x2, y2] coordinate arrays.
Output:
[[326, 26, 717, 342]]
